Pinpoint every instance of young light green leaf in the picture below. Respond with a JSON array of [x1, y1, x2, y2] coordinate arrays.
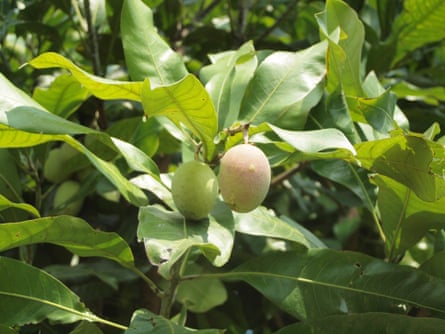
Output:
[[374, 174, 445, 260], [227, 249, 445, 320], [0, 73, 44, 112], [33, 73, 91, 119], [0, 216, 134, 267], [355, 131, 445, 202], [28, 52, 143, 101], [0, 194, 40, 218], [234, 207, 326, 249], [276, 313, 445, 334], [239, 40, 327, 129], [125, 309, 223, 334], [390, 0, 445, 65], [121, 0, 188, 85], [137, 201, 234, 279], [141, 74, 218, 160]]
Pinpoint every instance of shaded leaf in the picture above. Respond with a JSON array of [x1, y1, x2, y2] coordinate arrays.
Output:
[[0, 194, 40, 218], [391, 80, 445, 106], [239, 40, 327, 129], [374, 174, 445, 260], [69, 321, 104, 334], [421, 250, 445, 280], [125, 309, 223, 334], [0, 325, 17, 334], [137, 201, 234, 279], [121, 0, 187, 84], [276, 312, 445, 334], [0, 216, 135, 267], [28, 52, 143, 101], [141, 74, 218, 160], [228, 249, 445, 320]]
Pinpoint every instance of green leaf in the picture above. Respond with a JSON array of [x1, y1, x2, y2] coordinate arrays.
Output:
[[0, 216, 134, 267], [141, 74, 218, 161], [234, 207, 326, 249], [0, 325, 17, 334], [276, 313, 445, 334], [32, 73, 90, 118], [267, 123, 356, 161], [316, 0, 365, 96], [137, 201, 234, 279], [125, 309, 223, 334], [0, 194, 40, 218], [201, 41, 257, 130], [391, 80, 445, 106], [69, 321, 104, 334], [374, 175, 445, 260], [355, 131, 445, 202], [28, 52, 143, 101], [121, 0, 188, 84], [0, 73, 43, 112], [227, 249, 445, 320], [421, 250, 445, 280], [0, 256, 91, 326], [239, 40, 327, 129], [391, 0, 445, 64]]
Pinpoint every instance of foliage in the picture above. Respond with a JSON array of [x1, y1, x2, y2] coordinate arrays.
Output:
[[1, 0, 445, 332]]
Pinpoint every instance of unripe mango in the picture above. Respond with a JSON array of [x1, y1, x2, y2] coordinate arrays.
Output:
[[218, 144, 271, 213], [53, 180, 83, 216], [171, 160, 218, 220], [43, 144, 78, 183]]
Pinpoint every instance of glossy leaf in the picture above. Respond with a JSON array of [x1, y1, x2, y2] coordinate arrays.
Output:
[[137, 201, 234, 279], [0, 194, 40, 218], [316, 0, 364, 96], [32, 73, 90, 118], [0, 256, 91, 326], [125, 309, 223, 334], [0, 216, 135, 267], [239, 40, 327, 129], [28, 52, 143, 101], [227, 249, 445, 320], [234, 207, 326, 249], [391, 0, 445, 64], [141, 74, 218, 160], [276, 313, 445, 334], [374, 175, 445, 260], [0, 73, 43, 112], [121, 0, 188, 84], [201, 41, 257, 130], [355, 131, 445, 202]]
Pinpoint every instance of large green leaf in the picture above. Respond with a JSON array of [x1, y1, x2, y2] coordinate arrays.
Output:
[[0, 216, 134, 267], [0, 256, 92, 326], [32, 73, 90, 119], [239, 40, 327, 129], [390, 0, 445, 65], [374, 175, 445, 260], [28, 52, 143, 101], [0, 194, 39, 218], [0, 73, 43, 112], [276, 313, 445, 334], [141, 74, 218, 161], [316, 0, 364, 96], [200, 41, 257, 130], [125, 309, 223, 334], [221, 249, 445, 320], [355, 130, 445, 202], [121, 0, 188, 84], [137, 201, 234, 279], [0, 325, 17, 334], [234, 207, 326, 249]]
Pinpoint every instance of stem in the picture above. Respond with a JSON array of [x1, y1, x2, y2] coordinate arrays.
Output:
[[127, 266, 164, 299], [271, 162, 308, 187], [159, 263, 182, 318]]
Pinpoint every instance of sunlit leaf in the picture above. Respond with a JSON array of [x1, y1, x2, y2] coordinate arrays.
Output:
[[0, 194, 39, 218], [239, 40, 327, 129], [141, 74, 218, 160], [0, 73, 43, 112], [28, 52, 143, 101], [276, 313, 445, 334], [121, 0, 188, 85], [0, 216, 134, 267], [137, 201, 234, 279]]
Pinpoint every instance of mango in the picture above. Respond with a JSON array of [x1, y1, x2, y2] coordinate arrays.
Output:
[[53, 180, 83, 216]]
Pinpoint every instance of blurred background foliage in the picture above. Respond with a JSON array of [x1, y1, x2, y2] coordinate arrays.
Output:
[[1, 0, 445, 332]]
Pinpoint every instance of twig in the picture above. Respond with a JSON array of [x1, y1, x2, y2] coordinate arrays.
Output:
[[271, 162, 308, 187]]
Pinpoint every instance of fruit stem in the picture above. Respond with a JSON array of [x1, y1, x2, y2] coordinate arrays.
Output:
[[159, 259, 182, 318]]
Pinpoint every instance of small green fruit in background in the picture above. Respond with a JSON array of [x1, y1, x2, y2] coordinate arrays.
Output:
[[218, 144, 271, 213], [171, 160, 218, 220], [53, 180, 83, 216], [43, 143, 78, 183]]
